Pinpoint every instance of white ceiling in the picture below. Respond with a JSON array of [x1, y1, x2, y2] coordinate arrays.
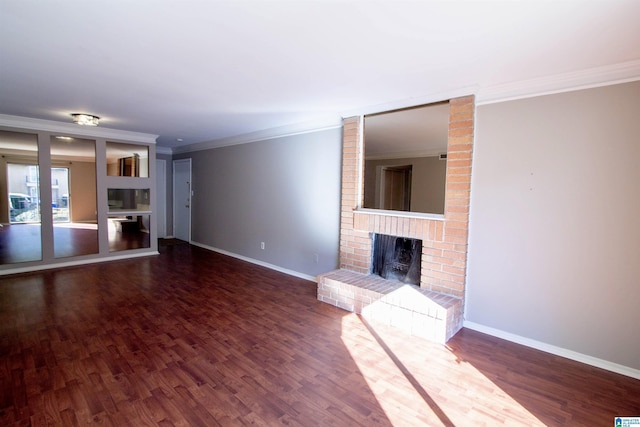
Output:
[[1, 1, 639, 151]]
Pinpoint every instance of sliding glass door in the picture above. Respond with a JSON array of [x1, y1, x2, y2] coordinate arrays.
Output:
[[0, 130, 42, 264], [51, 136, 99, 259]]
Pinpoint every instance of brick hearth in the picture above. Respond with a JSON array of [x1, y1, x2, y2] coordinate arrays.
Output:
[[317, 269, 462, 343], [317, 95, 475, 343]]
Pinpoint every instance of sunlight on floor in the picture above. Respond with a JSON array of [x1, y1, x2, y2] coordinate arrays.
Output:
[[54, 222, 98, 229], [360, 284, 456, 343], [340, 314, 544, 426]]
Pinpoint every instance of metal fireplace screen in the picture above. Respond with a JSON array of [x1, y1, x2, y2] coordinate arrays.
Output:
[[372, 233, 422, 285]]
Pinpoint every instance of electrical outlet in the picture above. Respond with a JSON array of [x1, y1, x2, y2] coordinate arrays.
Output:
[[260, 242, 265, 250], [314, 253, 319, 263]]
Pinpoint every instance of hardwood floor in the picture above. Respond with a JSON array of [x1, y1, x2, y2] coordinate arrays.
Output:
[[1, 243, 639, 426]]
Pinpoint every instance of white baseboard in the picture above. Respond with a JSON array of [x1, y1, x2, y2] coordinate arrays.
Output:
[[463, 321, 640, 380], [0, 251, 160, 276], [190, 241, 317, 283]]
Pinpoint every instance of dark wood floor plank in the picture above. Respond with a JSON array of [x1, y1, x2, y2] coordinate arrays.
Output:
[[2, 243, 640, 426]]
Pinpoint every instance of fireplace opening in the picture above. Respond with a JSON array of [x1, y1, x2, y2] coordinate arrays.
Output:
[[372, 233, 422, 286]]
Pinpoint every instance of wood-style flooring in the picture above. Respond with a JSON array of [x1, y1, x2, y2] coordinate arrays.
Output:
[[1, 243, 639, 426]]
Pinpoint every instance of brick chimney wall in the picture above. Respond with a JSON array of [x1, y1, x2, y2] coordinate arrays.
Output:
[[338, 95, 475, 299]]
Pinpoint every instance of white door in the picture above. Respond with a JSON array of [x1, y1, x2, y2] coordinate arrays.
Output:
[[173, 159, 191, 242], [156, 159, 167, 238]]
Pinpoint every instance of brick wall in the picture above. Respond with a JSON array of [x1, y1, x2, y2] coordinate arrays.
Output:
[[338, 95, 475, 299]]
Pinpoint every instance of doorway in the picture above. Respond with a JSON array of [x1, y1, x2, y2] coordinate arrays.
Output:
[[8, 163, 40, 224], [173, 159, 191, 242], [51, 167, 69, 223], [3, 161, 42, 263], [380, 165, 412, 211]]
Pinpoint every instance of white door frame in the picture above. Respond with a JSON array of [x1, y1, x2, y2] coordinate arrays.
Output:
[[173, 158, 192, 242], [156, 159, 167, 238]]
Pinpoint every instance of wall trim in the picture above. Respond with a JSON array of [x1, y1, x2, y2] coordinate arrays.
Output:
[[190, 241, 317, 282], [0, 114, 158, 144], [355, 208, 445, 221], [477, 59, 640, 105], [463, 321, 640, 381], [340, 86, 479, 118], [337, 60, 640, 118], [0, 251, 160, 276], [172, 115, 343, 154]]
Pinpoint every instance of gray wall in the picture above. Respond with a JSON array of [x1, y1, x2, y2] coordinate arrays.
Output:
[[174, 128, 342, 277], [466, 81, 640, 370]]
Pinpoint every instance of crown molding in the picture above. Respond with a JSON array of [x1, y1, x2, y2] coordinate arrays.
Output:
[[337, 61, 640, 118], [477, 60, 640, 105], [173, 115, 343, 154], [0, 114, 158, 144], [340, 85, 479, 118]]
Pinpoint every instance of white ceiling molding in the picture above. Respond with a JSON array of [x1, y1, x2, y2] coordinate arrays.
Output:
[[0, 114, 158, 144], [173, 114, 343, 154], [340, 85, 480, 118], [477, 59, 640, 105]]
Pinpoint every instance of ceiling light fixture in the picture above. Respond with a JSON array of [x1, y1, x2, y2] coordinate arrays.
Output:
[[71, 113, 100, 126]]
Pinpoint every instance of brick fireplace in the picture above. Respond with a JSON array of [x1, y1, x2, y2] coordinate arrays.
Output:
[[317, 95, 475, 343]]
